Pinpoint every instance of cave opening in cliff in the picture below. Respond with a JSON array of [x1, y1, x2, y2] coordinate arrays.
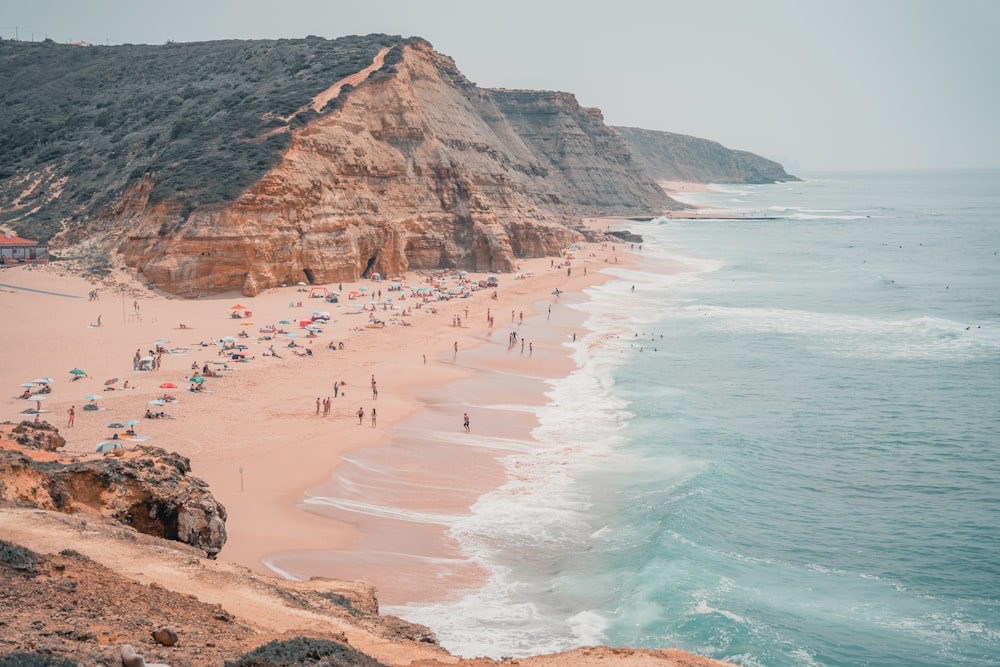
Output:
[[302, 269, 316, 285], [360, 256, 377, 279]]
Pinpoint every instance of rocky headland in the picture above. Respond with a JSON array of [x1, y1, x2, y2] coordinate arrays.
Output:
[[0, 35, 795, 297]]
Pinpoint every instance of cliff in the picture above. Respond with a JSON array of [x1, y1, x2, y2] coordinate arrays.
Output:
[[0, 436, 227, 557], [614, 126, 800, 184], [117, 41, 678, 296], [0, 36, 794, 297]]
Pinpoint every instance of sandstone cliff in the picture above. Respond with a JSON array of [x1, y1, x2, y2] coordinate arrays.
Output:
[[0, 439, 227, 556], [1, 35, 796, 297], [614, 126, 799, 184], [118, 41, 678, 296]]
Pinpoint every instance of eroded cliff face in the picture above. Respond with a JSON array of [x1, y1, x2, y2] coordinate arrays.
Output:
[[0, 443, 227, 557], [118, 41, 676, 296]]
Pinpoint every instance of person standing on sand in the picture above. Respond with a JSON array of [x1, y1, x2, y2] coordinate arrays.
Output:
[[67, 406, 75, 428], [316, 397, 321, 416], [334, 381, 339, 398], [371, 408, 377, 428], [357, 406, 365, 425], [463, 412, 470, 433]]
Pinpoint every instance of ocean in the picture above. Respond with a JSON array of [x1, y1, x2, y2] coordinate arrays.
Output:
[[384, 170, 1000, 666]]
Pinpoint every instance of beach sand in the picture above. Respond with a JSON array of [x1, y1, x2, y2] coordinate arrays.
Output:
[[1, 223, 637, 607]]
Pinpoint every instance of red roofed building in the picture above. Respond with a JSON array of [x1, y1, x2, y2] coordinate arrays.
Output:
[[0, 233, 48, 264]]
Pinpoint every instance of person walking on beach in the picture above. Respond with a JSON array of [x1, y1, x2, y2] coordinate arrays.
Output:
[[333, 381, 339, 398], [463, 412, 470, 433], [357, 406, 365, 425], [316, 397, 321, 416], [371, 408, 377, 428], [67, 406, 75, 427]]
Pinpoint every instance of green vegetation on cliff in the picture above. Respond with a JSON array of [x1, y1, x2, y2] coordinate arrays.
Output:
[[0, 34, 405, 242]]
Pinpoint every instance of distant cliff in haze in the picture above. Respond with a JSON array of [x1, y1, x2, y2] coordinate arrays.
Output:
[[615, 126, 799, 184]]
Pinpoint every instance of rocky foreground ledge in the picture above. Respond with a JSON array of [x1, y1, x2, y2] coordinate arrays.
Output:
[[0, 423, 730, 667]]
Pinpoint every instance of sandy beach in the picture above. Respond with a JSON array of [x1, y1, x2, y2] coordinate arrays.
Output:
[[1, 221, 637, 606]]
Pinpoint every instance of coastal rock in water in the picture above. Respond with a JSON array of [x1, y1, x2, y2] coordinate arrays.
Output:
[[0, 445, 227, 557]]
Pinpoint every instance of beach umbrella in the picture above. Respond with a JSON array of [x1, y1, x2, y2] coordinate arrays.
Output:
[[222, 336, 237, 342], [140, 356, 155, 362], [154, 340, 169, 346], [32, 377, 53, 384], [105, 377, 119, 386], [359, 286, 368, 292], [85, 394, 102, 401], [96, 441, 122, 453], [124, 419, 141, 427], [189, 376, 205, 383], [69, 369, 86, 375], [278, 319, 291, 325], [230, 304, 247, 310], [285, 332, 298, 338], [32, 395, 47, 402], [159, 382, 178, 389], [147, 399, 166, 406], [107, 422, 125, 429], [20, 383, 36, 388]]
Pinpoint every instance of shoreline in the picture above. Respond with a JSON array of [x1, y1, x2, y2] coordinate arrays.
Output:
[[0, 222, 639, 610]]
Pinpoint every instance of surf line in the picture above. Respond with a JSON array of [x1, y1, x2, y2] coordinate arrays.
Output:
[[0, 283, 82, 298]]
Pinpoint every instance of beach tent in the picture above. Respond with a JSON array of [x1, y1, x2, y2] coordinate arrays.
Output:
[[96, 441, 123, 453], [309, 287, 329, 299]]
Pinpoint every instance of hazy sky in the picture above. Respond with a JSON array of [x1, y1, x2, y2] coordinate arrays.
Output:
[[3, 0, 998, 172]]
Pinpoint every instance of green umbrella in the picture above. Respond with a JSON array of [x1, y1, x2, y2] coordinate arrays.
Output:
[[69, 369, 87, 375], [279, 320, 291, 325], [189, 376, 205, 383]]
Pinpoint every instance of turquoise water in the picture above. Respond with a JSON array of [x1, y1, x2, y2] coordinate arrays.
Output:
[[389, 170, 1000, 666]]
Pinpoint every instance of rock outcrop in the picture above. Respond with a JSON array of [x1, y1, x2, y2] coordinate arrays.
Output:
[[614, 126, 800, 184], [0, 444, 226, 556], [7, 419, 66, 452], [116, 41, 680, 296]]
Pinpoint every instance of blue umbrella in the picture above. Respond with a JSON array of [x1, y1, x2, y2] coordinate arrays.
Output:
[[124, 419, 141, 427]]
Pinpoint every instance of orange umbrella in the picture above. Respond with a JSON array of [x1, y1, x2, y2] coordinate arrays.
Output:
[[230, 304, 247, 310]]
